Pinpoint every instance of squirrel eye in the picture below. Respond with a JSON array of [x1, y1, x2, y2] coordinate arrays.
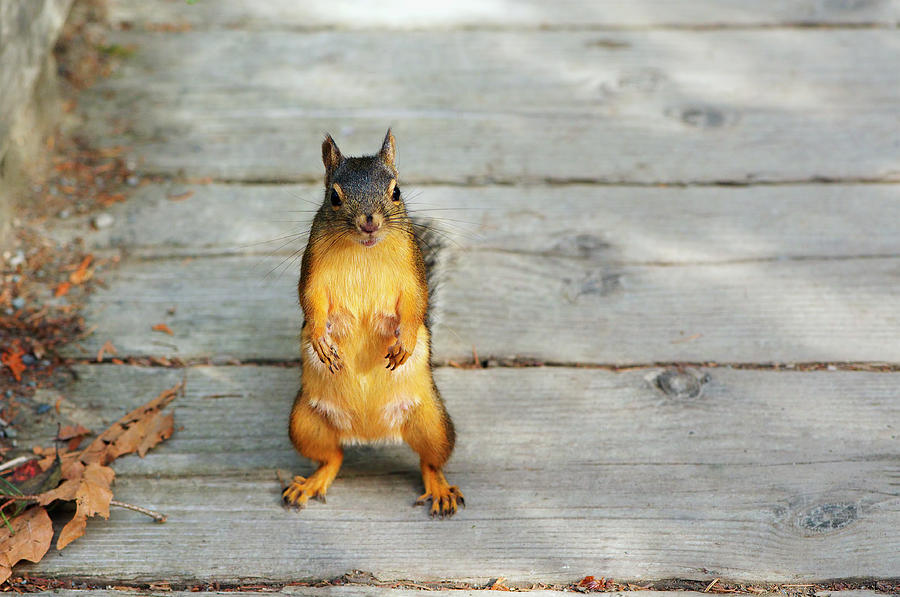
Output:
[[392, 185, 401, 202], [330, 188, 342, 207]]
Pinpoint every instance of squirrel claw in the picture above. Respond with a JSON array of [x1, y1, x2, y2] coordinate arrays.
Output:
[[311, 334, 343, 373], [414, 485, 464, 518], [283, 475, 328, 508], [385, 340, 411, 371]]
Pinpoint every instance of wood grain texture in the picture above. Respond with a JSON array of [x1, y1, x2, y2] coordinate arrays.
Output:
[[108, 0, 900, 29], [77, 30, 900, 183], [61, 253, 900, 363], [21, 592, 896, 597], [18, 365, 900, 582], [59, 183, 900, 263]]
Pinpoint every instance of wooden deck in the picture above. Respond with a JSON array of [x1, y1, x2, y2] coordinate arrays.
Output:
[[21, 0, 900, 589]]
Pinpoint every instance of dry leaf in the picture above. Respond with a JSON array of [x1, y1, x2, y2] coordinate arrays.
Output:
[[96, 340, 117, 362], [138, 412, 174, 457], [68, 255, 94, 285], [58, 424, 92, 441], [2, 383, 182, 566], [78, 382, 181, 466], [0, 507, 53, 583], [151, 323, 174, 335], [55, 464, 114, 550], [166, 190, 194, 201], [54, 281, 72, 297], [1, 343, 26, 382]]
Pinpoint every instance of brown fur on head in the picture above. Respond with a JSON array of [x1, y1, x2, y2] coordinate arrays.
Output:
[[315, 129, 407, 248]]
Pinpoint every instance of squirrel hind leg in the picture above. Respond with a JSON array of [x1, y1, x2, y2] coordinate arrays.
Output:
[[285, 394, 345, 508], [402, 392, 462, 518]]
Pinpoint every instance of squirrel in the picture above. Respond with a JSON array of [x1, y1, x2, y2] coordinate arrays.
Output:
[[283, 129, 464, 517]]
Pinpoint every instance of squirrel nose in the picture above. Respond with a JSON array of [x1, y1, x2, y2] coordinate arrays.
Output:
[[360, 214, 380, 233]]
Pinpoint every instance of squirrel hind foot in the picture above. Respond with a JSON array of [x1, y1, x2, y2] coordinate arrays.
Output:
[[415, 485, 465, 518], [282, 472, 333, 508], [415, 465, 464, 518]]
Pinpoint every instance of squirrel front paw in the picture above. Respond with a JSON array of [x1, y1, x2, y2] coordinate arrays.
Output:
[[311, 333, 343, 373], [385, 334, 414, 370]]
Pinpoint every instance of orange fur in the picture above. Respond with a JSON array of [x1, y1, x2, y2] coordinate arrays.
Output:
[[285, 222, 462, 516]]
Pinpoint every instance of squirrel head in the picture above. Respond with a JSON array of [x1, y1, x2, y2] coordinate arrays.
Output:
[[319, 129, 406, 248]]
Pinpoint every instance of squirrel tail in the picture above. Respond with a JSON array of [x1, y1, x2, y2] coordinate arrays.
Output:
[[411, 217, 449, 330]]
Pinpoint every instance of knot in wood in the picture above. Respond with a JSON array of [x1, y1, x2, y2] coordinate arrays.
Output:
[[797, 502, 858, 533], [655, 369, 705, 399]]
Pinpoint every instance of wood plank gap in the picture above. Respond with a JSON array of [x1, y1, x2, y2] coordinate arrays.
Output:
[[118, 248, 900, 267], [138, 176, 900, 188], [63, 358, 900, 372], [11, 576, 900, 593], [114, 23, 900, 33]]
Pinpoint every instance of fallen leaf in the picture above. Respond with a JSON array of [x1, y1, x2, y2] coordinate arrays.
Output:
[[96, 340, 117, 362], [12, 457, 62, 504], [58, 425, 92, 441], [97, 193, 125, 207], [1, 343, 26, 382], [8, 460, 42, 484], [0, 507, 53, 584], [79, 382, 181, 466], [55, 464, 114, 550], [68, 255, 94, 285], [1, 383, 181, 568], [151, 323, 174, 335], [137, 412, 174, 457], [54, 282, 72, 297], [166, 190, 194, 201]]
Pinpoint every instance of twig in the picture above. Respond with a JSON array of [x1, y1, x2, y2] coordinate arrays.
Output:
[[0, 456, 33, 474], [109, 499, 167, 522], [704, 579, 720, 593], [0, 493, 42, 501], [0, 494, 166, 522]]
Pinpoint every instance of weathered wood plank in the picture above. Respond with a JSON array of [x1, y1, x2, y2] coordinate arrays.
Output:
[[61, 253, 900, 363], [78, 30, 900, 183], [18, 365, 900, 581], [22, 592, 897, 597], [31, 365, 899, 475], [59, 183, 900, 264], [108, 0, 900, 29]]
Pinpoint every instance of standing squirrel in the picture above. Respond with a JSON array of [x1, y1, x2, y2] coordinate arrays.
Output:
[[283, 130, 464, 517]]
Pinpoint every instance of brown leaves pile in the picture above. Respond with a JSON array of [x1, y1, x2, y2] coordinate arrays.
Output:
[[0, 383, 180, 583]]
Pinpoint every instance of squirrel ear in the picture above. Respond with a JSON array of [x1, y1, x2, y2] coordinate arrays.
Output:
[[379, 128, 396, 169], [322, 134, 343, 176]]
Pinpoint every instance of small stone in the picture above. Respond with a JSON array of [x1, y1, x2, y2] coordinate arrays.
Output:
[[92, 213, 115, 229], [11, 275, 20, 283], [11, 297, 26, 310], [58, 209, 71, 219], [126, 175, 140, 186], [35, 404, 52, 414], [26, 381, 36, 388], [9, 251, 26, 266], [3, 428, 17, 438], [21, 354, 35, 366], [4, 390, 12, 398]]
